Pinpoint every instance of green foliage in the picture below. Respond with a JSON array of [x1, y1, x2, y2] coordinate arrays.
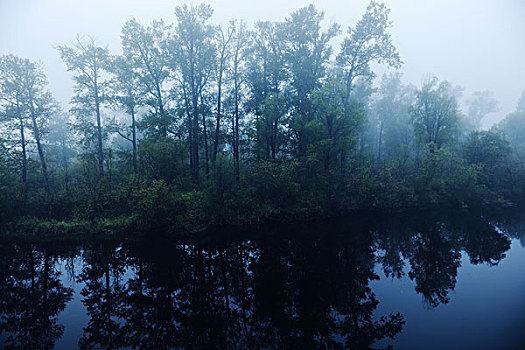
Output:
[[130, 180, 210, 232], [463, 130, 510, 168], [132, 180, 174, 230], [309, 79, 365, 169], [249, 160, 301, 213], [413, 149, 487, 208], [337, 0, 401, 104], [138, 136, 187, 185], [2, 2, 524, 236], [410, 77, 461, 151], [499, 110, 525, 156]]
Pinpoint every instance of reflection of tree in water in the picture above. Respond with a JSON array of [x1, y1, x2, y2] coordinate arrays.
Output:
[[120, 241, 188, 348], [1, 210, 515, 348], [0, 243, 73, 349], [459, 218, 510, 266], [248, 227, 405, 349], [374, 212, 511, 308], [77, 243, 128, 349], [407, 227, 461, 308], [492, 209, 525, 248], [72, 224, 405, 349]]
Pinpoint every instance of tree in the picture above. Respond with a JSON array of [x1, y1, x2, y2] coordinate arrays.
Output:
[[0, 55, 31, 196], [336, 1, 401, 106], [46, 112, 75, 194], [212, 22, 234, 164], [108, 55, 144, 174], [279, 5, 340, 156], [121, 19, 171, 137], [0, 245, 73, 349], [59, 37, 110, 177], [246, 21, 287, 162], [410, 77, 460, 151], [258, 92, 287, 160], [463, 130, 510, 170], [498, 109, 525, 156], [20, 60, 60, 192], [311, 78, 365, 172], [371, 72, 413, 161], [231, 21, 248, 181], [467, 90, 499, 130], [0, 55, 61, 196], [172, 3, 216, 183], [3, 2, 525, 231]]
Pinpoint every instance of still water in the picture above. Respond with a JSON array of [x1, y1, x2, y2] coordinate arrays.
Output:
[[1, 210, 524, 349]]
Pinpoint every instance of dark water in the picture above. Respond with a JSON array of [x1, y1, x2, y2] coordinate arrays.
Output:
[[1, 210, 525, 349]]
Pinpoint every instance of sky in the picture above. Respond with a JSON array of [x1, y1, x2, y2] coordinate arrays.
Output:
[[1, 0, 524, 127]]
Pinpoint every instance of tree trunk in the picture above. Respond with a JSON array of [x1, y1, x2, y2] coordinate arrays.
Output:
[[182, 84, 194, 171], [377, 121, 383, 162], [156, 81, 167, 137], [29, 99, 49, 191], [213, 59, 224, 163], [344, 66, 355, 107], [62, 138, 69, 194], [271, 119, 278, 160], [94, 77, 104, 177], [201, 93, 210, 178], [192, 92, 200, 184], [17, 101, 27, 202], [131, 108, 138, 175], [233, 61, 240, 182], [107, 148, 113, 192], [232, 114, 236, 165], [340, 149, 346, 177]]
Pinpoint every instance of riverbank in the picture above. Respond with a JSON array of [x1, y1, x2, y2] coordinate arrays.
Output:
[[0, 216, 136, 242], [2, 198, 518, 243]]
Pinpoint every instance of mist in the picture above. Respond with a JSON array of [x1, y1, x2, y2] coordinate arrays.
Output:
[[2, 1, 525, 349], [1, 0, 524, 126]]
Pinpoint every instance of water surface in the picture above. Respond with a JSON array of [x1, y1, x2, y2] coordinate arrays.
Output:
[[1, 210, 524, 349]]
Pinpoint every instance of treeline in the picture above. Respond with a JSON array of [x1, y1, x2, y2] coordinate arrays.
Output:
[[1, 1, 525, 232]]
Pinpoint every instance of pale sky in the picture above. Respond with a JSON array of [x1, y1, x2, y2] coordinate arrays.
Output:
[[1, 0, 524, 127]]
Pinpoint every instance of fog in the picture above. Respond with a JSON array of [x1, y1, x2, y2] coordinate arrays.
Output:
[[1, 0, 524, 127], [3, 2, 525, 348]]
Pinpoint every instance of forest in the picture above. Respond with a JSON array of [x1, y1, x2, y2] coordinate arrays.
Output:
[[1, 1, 525, 235]]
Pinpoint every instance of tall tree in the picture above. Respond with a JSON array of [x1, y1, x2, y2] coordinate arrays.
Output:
[[46, 113, 75, 194], [121, 19, 171, 137], [231, 21, 248, 181], [212, 23, 234, 164], [59, 37, 110, 177], [246, 21, 287, 161], [336, 1, 401, 106], [372, 72, 413, 161], [108, 55, 144, 174], [260, 92, 287, 160], [279, 5, 340, 156], [173, 3, 216, 183], [0, 55, 30, 196], [20, 59, 59, 192], [311, 77, 365, 172], [410, 77, 460, 151]]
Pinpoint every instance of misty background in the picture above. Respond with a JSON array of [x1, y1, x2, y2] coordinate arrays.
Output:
[[1, 0, 524, 128]]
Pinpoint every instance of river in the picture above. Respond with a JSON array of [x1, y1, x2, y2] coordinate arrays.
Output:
[[1, 210, 524, 349]]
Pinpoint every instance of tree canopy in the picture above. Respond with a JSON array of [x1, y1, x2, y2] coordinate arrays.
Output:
[[0, 1, 524, 231]]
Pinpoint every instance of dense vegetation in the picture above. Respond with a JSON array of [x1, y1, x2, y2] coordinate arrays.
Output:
[[1, 1, 525, 234]]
